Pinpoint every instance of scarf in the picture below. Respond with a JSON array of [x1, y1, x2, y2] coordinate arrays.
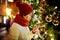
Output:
[[14, 14, 29, 27]]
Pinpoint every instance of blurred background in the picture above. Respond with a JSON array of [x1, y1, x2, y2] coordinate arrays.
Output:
[[0, 0, 60, 40]]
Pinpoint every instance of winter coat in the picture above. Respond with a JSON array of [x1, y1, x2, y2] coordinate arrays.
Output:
[[5, 23, 33, 40]]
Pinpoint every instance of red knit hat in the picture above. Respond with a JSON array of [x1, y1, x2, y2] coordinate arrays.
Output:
[[16, 3, 33, 16]]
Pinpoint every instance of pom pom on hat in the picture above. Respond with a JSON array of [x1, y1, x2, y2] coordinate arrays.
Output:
[[16, 3, 33, 16]]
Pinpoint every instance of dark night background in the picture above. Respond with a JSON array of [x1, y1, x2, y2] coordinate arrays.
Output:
[[47, 0, 60, 10], [46, 0, 60, 39]]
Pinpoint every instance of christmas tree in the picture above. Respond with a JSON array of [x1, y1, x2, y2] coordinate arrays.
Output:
[[22, 0, 60, 40]]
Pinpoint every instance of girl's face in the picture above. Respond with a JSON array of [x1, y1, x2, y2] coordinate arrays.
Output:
[[23, 13, 32, 21]]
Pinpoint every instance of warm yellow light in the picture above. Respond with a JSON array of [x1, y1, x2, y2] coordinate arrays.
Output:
[[8, 0, 13, 2], [51, 38, 54, 40], [6, 8, 12, 16], [49, 34, 53, 36], [55, 6, 57, 9], [13, 16, 15, 18]]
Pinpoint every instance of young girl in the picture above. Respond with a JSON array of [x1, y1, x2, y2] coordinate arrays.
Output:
[[5, 0, 33, 40]]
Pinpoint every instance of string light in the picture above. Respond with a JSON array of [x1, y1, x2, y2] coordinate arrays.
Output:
[[6, 8, 12, 16], [37, 0, 39, 4], [8, 0, 13, 2], [51, 38, 54, 40], [55, 6, 57, 9]]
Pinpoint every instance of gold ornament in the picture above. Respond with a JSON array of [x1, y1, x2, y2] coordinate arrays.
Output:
[[52, 20, 59, 26], [53, 12, 59, 19], [45, 15, 52, 22]]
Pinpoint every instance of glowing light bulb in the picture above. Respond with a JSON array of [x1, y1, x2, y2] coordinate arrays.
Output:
[[51, 38, 54, 40], [8, 0, 13, 2], [6, 8, 12, 16]]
